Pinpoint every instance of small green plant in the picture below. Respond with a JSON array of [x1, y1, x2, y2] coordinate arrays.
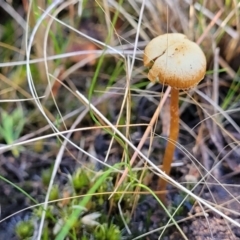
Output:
[[15, 220, 34, 240], [0, 108, 25, 157], [93, 223, 121, 240], [49, 184, 59, 201], [41, 166, 54, 187], [72, 168, 90, 192], [15, 166, 127, 239]]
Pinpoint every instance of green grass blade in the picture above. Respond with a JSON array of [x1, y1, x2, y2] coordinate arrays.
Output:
[[0, 175, 38, 204]]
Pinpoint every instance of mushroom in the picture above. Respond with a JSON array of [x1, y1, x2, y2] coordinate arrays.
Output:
[[144, 33, 206, 202]]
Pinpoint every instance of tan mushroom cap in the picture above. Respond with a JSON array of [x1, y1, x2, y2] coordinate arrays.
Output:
[[144, 33, 207, 89]]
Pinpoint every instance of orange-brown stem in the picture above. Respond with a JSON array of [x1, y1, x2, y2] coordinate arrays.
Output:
[[157, 88, 179, 203]]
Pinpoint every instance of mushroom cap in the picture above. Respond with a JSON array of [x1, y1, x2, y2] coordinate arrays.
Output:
[[144, 33, 207, 89]]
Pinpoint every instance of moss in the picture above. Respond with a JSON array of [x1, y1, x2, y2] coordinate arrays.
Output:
[[15, 220, 34, 239]]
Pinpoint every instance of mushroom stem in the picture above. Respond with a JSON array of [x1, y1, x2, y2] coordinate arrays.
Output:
[[157, 88, 179, 202]]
